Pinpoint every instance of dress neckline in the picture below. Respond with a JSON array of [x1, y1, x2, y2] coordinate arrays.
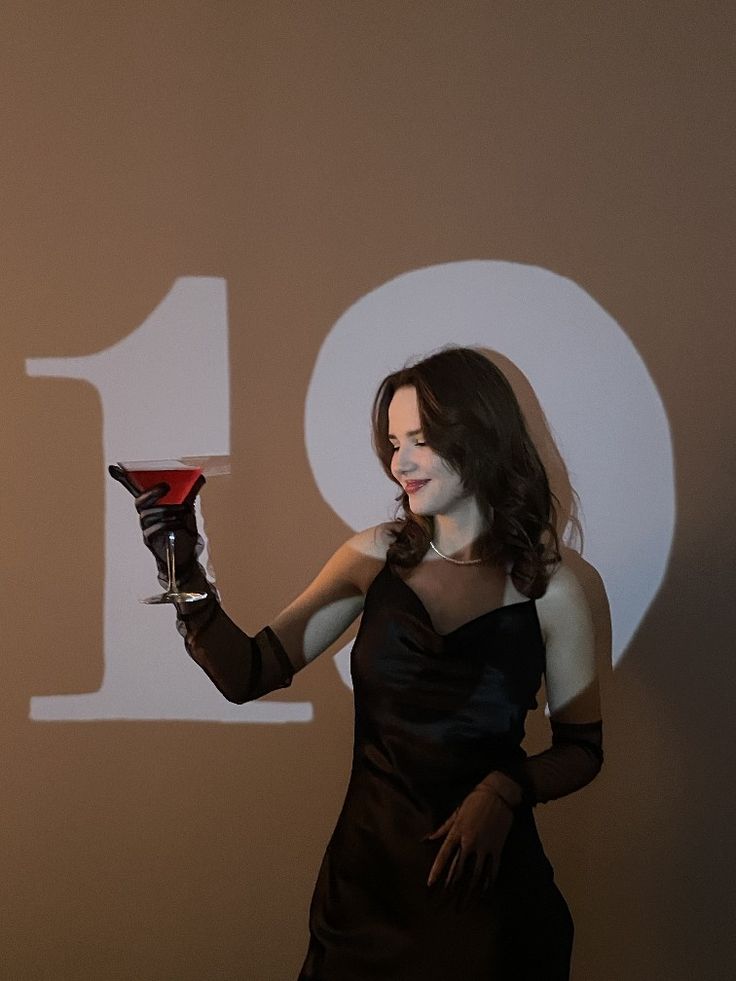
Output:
[[385, 560, 535, 639]]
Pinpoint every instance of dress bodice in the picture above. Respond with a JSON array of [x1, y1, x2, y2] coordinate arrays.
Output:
[[350, 559, 546, 812]]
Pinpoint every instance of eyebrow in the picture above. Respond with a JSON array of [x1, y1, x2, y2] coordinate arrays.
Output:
[[387, 429, 423, 440]]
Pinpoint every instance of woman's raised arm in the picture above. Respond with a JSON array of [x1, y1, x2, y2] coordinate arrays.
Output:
[[268, 525, 392, 671], [122, 474, 393, 703], [178, 523, 393, 702]]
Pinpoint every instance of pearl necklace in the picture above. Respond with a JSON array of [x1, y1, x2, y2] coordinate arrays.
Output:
[[429, 540, 484, 566]]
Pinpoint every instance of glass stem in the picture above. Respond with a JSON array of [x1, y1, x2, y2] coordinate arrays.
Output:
[[165, 531, 177, 592]]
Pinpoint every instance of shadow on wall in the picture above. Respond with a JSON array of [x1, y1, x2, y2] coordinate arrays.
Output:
[[484, 348, 613, 687]]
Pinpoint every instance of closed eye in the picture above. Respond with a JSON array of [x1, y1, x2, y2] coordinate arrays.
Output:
[[390, 442, 426, 453]]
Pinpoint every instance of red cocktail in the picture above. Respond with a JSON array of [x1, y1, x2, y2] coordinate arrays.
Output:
[[123, 463, 204, 505]]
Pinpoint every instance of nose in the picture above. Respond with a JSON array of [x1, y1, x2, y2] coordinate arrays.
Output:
[[392, 444, 417, 475]]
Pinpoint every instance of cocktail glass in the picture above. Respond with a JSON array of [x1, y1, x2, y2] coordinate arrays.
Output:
[[110, 459, 210, 605]]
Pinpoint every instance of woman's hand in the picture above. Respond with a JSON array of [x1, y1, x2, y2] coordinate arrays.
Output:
[[426, 777, 519, 897], [108, 465, 204, 580]]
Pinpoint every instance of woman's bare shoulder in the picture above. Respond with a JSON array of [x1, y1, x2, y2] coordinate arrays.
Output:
[[539, 560, 586, 602], [343, 521, 402, 593], [347, 520, 402, 558], [535, 555, 609, 645]]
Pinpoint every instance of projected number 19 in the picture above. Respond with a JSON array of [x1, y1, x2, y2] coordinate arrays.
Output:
[[26, 265, 675, 722]]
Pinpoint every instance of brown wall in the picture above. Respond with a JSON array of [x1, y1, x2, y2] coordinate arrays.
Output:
[[3, 2, 734, 978]]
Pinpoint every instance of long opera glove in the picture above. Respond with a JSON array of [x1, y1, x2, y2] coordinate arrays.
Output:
[[175, 577, 295, 703], [500, 718, 604, 805]]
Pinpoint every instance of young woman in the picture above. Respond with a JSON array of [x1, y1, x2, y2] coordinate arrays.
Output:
[[112, 346, 604, 980]]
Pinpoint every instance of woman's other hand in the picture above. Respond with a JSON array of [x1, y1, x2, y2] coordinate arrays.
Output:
[[425, 774, 519, 897]]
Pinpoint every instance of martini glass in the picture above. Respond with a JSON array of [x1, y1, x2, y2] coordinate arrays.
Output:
[[110, 459, 210, 605]]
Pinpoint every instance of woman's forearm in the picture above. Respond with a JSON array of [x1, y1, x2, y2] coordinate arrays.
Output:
[[175, 565, 294, 703], [491, 719, 604, 806]]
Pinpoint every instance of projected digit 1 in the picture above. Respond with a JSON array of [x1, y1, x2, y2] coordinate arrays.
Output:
[[27, 277, 313, 723]]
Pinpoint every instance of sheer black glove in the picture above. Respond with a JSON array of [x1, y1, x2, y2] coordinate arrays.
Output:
[[176, 599, 295, 703], [108, 465, 205, 585], [501, 719, 604, 806]]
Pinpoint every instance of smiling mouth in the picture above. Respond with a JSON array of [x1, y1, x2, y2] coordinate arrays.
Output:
[[405, 480, 430, 493]]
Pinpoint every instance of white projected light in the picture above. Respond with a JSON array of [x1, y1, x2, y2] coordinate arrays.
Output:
[[305, 261, 674, 684], [28, 265, 674, 722]]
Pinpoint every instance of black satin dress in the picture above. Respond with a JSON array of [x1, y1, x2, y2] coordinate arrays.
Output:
[[298, 559, 573, 981]]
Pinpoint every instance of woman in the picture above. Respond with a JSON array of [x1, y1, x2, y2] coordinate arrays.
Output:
[[112, 346, 604, 980]]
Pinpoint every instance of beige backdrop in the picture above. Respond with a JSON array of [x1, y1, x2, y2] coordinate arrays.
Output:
[[3, 2, 734, 979]]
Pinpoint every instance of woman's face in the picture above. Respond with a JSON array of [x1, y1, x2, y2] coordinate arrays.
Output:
[[387, 385, 472, 518]]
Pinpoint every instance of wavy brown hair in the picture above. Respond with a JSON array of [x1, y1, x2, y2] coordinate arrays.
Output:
[[371, 346, 560, 598]]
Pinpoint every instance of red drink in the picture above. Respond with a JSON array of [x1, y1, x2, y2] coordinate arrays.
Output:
[[118, 462, 203, 505]]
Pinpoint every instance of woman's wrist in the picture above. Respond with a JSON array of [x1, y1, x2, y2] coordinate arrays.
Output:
[[477, 771, 524, 810], [174, 564, 218, 620]]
